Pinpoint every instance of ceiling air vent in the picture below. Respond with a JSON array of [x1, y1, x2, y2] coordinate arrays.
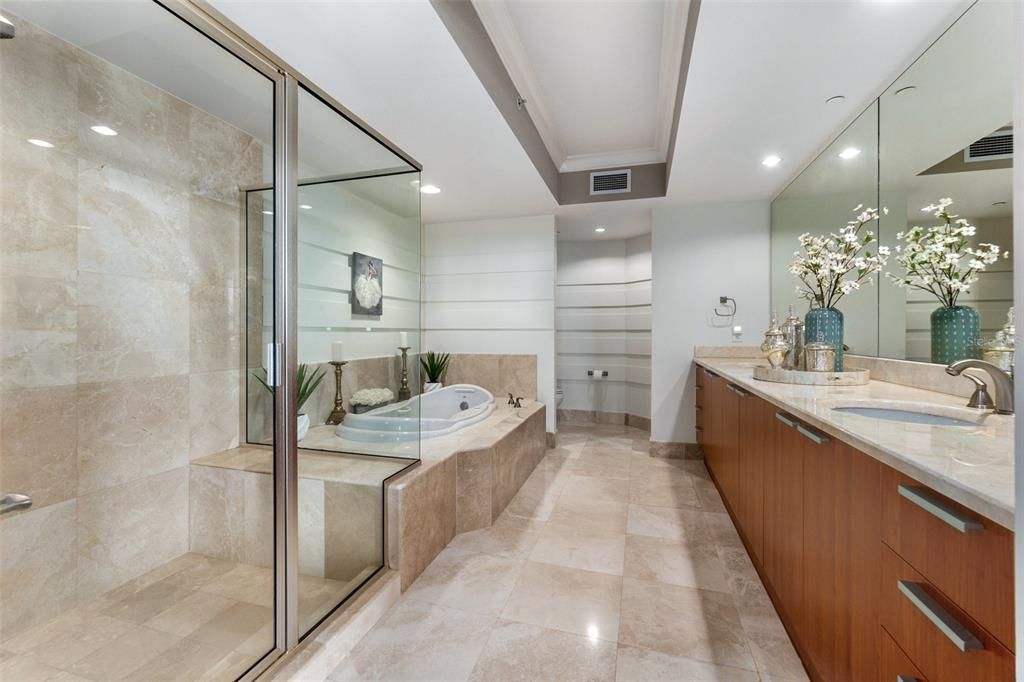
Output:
[[590, 169, 631, 195], [964, 127, 1012, 163]]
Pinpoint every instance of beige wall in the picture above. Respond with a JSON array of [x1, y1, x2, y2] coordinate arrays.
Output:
[[0, 16, 261, 640]]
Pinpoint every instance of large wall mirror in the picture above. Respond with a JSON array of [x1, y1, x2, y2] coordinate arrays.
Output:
[[770, 0, 1014, 366]]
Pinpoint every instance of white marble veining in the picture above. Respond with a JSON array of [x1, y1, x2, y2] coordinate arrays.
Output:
[[696, 358, 1014, 529]]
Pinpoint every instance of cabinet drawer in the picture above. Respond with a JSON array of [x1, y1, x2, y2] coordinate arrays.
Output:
[[880, 626, 928, 682], [880, 545, 1013, 682], [881, 467, 1014, 650]]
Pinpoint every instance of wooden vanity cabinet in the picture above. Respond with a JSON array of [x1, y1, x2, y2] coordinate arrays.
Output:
[[694, 369, 1005, 682]]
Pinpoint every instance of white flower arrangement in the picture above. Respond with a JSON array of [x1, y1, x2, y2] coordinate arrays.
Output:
[[350, 387, 394, 407], [885, 198, 1006, 308], [789, 205, 889, 308]]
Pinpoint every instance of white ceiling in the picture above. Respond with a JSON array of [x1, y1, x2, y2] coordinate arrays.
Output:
[[555, 204, 653, 241], [209, 0, 556, 225], [666, 0, 972, 206], [474, 0, 689, 173]]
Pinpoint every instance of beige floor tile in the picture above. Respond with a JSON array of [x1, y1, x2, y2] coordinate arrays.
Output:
[[98, 577, 198, 624], [448, 513, 545, 559], [66, 626, 183, 680], [500, 561, 621, 642], [618, 578, 755, 671], [744, 624, 809, 681], [468, 620, 616, 682], [197, 563, 274, 607], [529, 522, 626, 575], [0, 609, 97, 655], [503, 469, 570, 521], [185, 601, 272, 652], [402, 547, 525, 616], [119, 637, 245, 682], [628, 476, 703, 510], [693, 478, 728, 513], [328, 600, 494, 682], [626, 504, 709, 542], [571, 452, 631, 480], [623, 535, 730, 592], [20, 614, 134, 670], [629, 455, 706, 479], [144, 590, 238, 637], [560, 475, 630, 504], [549, 495, 629, 534], [614, 644, 759, 681], [703, 512, 746, 549], [0, 655, 89, 682]]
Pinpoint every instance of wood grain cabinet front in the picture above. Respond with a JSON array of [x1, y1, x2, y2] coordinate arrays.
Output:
[[880, 627, 928, 682]]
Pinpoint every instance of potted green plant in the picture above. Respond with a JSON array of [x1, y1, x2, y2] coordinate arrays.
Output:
[[886, 198, 1007, 364], [789, 204, 888, 370], [254, 363, 327, 440], [420, 351, 450, 393]]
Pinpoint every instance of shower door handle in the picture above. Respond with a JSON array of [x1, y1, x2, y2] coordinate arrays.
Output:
[[0, 493, 32, 515]]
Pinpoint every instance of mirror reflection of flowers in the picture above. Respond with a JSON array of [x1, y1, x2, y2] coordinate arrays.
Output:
[[789, 204, 889, 308], [885, 198, 1007, 307]]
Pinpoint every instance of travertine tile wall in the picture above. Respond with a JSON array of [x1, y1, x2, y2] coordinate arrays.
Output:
[[0, 16, 261, 641]]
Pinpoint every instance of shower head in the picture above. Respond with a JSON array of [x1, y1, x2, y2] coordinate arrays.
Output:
[[0, 15, 14, 39]]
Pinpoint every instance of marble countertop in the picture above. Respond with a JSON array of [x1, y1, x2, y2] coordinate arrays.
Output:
[[695, 358, 1015, 529]]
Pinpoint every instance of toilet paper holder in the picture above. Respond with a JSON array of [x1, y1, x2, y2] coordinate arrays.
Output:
[[587, 370, 609, 377]]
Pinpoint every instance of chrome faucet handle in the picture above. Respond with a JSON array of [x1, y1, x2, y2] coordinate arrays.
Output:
[[946, 359, 1014, 415], [960, 372, 995, 410]]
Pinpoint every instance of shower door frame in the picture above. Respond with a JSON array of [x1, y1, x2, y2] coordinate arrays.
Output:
[[155, 1, 422, 677]]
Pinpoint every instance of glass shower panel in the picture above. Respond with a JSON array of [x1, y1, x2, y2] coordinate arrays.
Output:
[[0, 1, 277, 678], [292, 86, 421, 637]]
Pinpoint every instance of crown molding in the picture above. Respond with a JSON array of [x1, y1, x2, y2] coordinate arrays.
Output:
[[655, 0, 692, 158], [472, 0, 566, 167], [559, 148, 663, 174]]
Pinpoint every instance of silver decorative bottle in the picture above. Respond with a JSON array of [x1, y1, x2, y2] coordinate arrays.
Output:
[[780, 305, 805, 370]]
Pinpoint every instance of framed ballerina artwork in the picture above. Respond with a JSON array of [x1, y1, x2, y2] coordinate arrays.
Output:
[[351, 252, 383, 316]]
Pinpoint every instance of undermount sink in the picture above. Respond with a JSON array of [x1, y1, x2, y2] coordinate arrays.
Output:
[[830, 400, 988, 427]]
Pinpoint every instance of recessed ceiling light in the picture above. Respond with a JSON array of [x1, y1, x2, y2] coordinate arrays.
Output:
[[838, 147, 862, 160], [262, 210, 273, 216], [825, 95, 846, 104], [27, 138, 54, 148], [420, 184, 441, 194], [761, 155, 782, 168], [895, 85, 917, 96], [594, 227, 606, 233], [90, 125, 118, 136], [299, 204, 312, 210]]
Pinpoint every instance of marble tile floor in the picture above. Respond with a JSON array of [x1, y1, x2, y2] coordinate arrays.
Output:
[[0, 553, 362, 682], [329, 423, 809, 682]]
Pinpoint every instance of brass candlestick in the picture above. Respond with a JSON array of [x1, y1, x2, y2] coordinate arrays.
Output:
[[398, 346, 411, 401], [325, 360, 348, 425]]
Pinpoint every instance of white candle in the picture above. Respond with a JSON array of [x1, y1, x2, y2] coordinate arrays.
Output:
[[331, 341, 344, 362], [399, 331, 409, 347]]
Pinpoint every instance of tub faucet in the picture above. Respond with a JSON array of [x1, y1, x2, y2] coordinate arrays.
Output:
[[946, 359, 1014, 415], [514, 396, 524, 408], [507, 393, 515, 406]]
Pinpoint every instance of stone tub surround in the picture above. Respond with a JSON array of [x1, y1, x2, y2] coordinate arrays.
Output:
[[696, 358, 1014, 529], [443, 353, 538, 403], [0, 13, 260, 643], [190, 447, 410, 584], [385, 403, 547, 589]]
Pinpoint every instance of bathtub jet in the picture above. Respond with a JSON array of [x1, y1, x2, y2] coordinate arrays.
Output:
[[335, 384, 496, 442]]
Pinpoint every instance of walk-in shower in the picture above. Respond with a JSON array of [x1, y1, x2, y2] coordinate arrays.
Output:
[[0, 2, 421, 679]]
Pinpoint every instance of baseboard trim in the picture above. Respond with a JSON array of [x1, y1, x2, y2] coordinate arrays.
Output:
[[649, 441, 703, 460], [557, 408, 651, 432]]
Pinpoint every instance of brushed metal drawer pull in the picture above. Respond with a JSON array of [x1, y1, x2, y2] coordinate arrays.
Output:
[[896, 676, 919, 682], [726, 384, 750, 397], [897, 580, 983, 652], [796, 424, 830, 445], [775, 412, 798, 428], [897, 484, 982, 534]]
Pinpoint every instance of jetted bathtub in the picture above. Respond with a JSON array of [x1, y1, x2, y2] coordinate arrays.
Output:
[[335, 384, 496, 442]]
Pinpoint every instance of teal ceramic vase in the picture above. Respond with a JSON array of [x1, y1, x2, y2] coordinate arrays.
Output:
[[930, 305, 979, 364], [804, 307, 844, 371]]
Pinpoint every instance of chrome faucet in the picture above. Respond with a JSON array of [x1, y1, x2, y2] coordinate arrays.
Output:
[[946, 359, 1014, 415]]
